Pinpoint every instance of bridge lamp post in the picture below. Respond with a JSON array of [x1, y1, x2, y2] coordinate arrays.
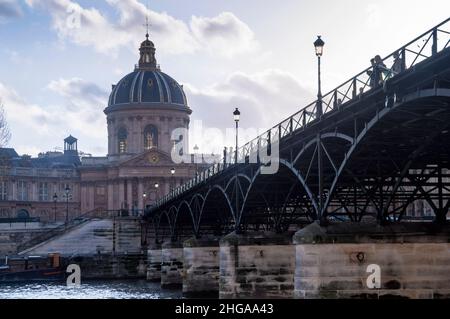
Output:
[[314, 36, 325, 118], [233, 108, 241, 232], [143, 191, 148, 212], [314, 36, 325, 223], [193, 144, 199, 176], [53, 193, 58, 222], [171, 168, 176, 193], [233, 108, 241, 164]]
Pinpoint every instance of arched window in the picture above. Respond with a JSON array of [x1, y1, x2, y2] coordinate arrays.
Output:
[[118, 127, 128, 154], [17, 209, 30, 219], [144, 125, 158, 150]]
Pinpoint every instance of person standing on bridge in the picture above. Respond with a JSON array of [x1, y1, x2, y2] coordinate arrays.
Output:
[[367, 58, 378, 88], [391, 51, 404, 75], [375, 55, 389, 84]]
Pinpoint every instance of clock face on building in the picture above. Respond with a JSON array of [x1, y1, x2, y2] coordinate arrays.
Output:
[[149, 154, 160, 164]]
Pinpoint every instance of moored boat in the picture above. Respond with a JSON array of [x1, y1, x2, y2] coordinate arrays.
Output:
[[0, 254, 66, 283]]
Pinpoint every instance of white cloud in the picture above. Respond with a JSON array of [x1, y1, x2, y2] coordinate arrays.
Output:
[[186, 69, 314, 152], [47, 78, 108, 137], [26, 0, 257, 57], [190, 12, 258, 57]]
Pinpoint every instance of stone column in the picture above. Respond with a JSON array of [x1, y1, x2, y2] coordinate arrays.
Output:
[[32, 182, 38, 201], [138, 180, 144, 210], [107, 183, 114, 211], [118, 180, 125, 209], [161, 241, 184, 289], [293, 222, 450, 299], [219, 232, 295, 299], [127, 180, 133, 210], [183, 237, 220, 298], [11, 181, 16, 201]]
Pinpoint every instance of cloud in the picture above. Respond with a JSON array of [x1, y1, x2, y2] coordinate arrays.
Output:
[[0, 0, 23, 23], [190, 12, 258, 57], [0, 80, 108, 156], [186, 69, 314, 152], [47, 78, 108, 135], [26, 0, 257, 57]]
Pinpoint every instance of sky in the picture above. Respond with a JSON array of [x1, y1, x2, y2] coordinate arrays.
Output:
[[0, 0, 449, 156]]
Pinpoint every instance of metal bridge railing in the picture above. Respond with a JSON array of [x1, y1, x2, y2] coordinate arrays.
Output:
[[153, 17, 450, 210]]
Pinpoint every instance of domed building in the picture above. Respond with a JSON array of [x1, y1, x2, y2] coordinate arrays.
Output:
[[105, 34, 191, 161], [78, 34, 198, 214]]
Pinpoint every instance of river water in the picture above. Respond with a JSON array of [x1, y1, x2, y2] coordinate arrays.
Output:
[[0, 280, 182, 299]]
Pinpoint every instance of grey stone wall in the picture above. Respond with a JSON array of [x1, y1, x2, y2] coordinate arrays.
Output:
[[293, 222, 450, 299], [219, 232, 295, 299], [183, 237, 220, 298], [161, 243, 184, 289], [147, 247, 162, 282]]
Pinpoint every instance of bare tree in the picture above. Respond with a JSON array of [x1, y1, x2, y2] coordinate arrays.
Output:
[[0, 99, 11, 148], [0, 100, 11, 202]]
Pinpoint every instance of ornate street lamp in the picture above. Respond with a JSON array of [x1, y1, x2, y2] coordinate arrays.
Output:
[[314, 36, 325, 117], [193, 144, 199, 175], [233, 108, 241, 233], [170, 168, 176, 192], [314, 36, 325, 222], [233, 108, 240, 164]]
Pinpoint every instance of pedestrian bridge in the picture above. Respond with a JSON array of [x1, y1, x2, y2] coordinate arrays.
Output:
[[145, 18, 450, 242], [140, 18, 450, 300]]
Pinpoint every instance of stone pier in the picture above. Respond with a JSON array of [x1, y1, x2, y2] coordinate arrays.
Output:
[[293, 222, 450, 299], [161, 241, 184, 289], [146, 244, 162, 282], [183, 237, 220, 298], [219, 232, 295, 299]]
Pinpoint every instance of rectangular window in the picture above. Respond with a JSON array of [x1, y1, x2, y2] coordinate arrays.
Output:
[[18, 181, 28, 201], [0, 182, 7, 201], [39, 182, 49, 202]]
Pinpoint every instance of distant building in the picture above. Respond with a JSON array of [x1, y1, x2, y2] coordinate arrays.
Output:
[[0, 34, 201, 222]]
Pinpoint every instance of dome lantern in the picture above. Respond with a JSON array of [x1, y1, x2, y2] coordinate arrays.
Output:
[[138, 33, 158, 70]]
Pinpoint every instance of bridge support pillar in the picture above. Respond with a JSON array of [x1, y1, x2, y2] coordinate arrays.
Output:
[[161, 242, 184, 289], [219, 232, 295, 299], [293, 222, 450, 299], [183, 237, 220, 298], [146, 244, 162, 282]]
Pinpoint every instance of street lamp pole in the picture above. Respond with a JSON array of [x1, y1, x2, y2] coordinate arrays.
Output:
[[314, 36, 325, 222], [53, 193, 58, 222], [233, 108, 241, 231], [170, 168, 176, 193], [143, 191, 147, 214], [193, 144, 199, 177], [314, 36, 325, 118]]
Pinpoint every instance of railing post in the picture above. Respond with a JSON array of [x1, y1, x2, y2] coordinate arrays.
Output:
[[333, 90, 338, 109], [432, 28, 438, 55], [302, 110, 307, 128], [401, 47, 406, 72], [352, 78, 357, 99], [290, 117, 293, 134]]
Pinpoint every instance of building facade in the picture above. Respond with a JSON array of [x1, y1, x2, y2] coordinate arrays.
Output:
[[0, 34, 198, 222]]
